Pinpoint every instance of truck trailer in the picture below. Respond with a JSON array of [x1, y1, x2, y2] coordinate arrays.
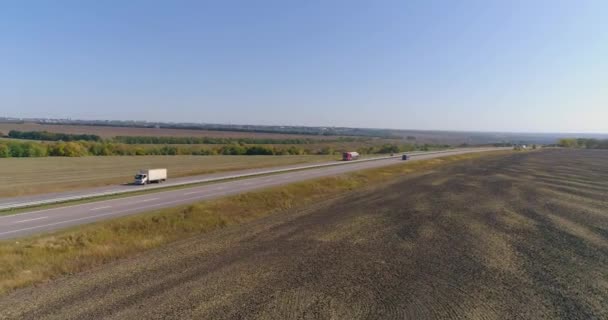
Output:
[[134, 168, 167, 185], [342, 151, 360, 161]]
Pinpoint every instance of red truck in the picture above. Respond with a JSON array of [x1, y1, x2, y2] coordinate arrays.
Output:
[[342, 151, 360, 161]]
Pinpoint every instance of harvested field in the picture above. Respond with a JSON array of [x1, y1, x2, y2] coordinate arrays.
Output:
[[1, 149, 607, 319], [0, 155, 335, 198], [0, 123, 341, 140]]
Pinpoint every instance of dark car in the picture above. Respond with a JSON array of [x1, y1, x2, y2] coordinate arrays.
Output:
[[402, 154, 410, 160]]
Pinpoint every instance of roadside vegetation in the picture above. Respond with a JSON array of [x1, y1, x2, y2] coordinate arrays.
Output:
[[0, 130, 448, 158], [7, 130, 363, 144], [6, 130, 101, 142], [0, 151, 509, 295], [113, 135, 363, 145], [558, 138, 608, 149]]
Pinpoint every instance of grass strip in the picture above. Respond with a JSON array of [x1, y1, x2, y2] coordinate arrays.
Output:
[[0, 150, 511, 295]]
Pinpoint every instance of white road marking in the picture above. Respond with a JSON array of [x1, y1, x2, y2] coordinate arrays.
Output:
[[89, 206, 112, 211], [129, 198, 159, 204], [0, 194, 225, 237], [13, 216, 48, 224], [0, 191, 178, 219], [3, 192, 232, 239], [0, 212, 125, 236]]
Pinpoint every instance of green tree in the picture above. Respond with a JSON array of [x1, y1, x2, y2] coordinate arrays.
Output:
[[62, 142, 89, 157], [558, 138, 578, 148], [0, 144, 9, 157], [319, 146, 334, 155], [9, 143, 25, 157], [377, 144, 400, 154], [25, 143, 48, 157]]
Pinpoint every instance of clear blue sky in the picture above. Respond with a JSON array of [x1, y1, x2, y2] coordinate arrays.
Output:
[[1, 0, 606, 133]]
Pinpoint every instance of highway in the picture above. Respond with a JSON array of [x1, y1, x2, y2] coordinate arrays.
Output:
[[0, 148, 502, 240], [0, 150, 469, 211]]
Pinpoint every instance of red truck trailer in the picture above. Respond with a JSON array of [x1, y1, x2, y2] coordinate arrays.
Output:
[[342, 151, 360, 161]]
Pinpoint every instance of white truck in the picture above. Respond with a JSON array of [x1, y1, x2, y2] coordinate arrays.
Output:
[[134, 168, 167, 185]]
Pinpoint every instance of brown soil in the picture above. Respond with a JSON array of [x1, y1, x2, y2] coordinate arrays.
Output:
[[1, 149, 607, 319]]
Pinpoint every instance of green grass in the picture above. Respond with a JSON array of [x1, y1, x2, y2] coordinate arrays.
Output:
[[0, 155, 337, 198], [0, 150, 511, 295]]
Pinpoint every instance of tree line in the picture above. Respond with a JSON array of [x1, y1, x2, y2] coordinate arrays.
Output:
[[35, 120, 397, 138], [5, 130, 366, 145], [0, 139, 444, 158], [7, 130, 101, 142], [558, 138, 608, 149], [112, 135, 361, 145]]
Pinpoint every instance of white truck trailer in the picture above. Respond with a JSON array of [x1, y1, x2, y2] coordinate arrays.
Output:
[[134, 168, 167, 185]]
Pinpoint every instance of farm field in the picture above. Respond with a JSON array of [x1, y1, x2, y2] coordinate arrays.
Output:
[[1, 149, 606, 319], [0, 123, 342, 140], [0, 155, 336, 198]]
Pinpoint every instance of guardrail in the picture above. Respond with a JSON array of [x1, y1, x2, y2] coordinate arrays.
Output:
[[0, 148, 498, 211]]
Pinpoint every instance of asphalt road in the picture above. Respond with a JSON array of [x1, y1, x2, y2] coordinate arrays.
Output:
[[0, 148, 501, 240]]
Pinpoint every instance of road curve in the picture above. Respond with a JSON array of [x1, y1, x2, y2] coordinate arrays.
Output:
[[0, 148, 502, 240]]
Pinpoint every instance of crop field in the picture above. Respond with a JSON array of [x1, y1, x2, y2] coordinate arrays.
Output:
[[0, 149, 606, 319], [0, 123, 341, 139], [0, 155, 335, 198]]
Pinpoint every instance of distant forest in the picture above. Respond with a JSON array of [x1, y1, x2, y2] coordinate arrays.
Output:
[[18, 119, 398, 138], [558, 138, 608, 149], [5, 130, 363, 145], [8, 130, 101, 142], [112, 135, 363, 145]]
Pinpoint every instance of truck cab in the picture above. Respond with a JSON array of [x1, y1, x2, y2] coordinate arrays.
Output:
[[134, 173, 148, 185]]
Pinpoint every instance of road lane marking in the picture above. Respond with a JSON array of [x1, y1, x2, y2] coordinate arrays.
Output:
[[0, 212, 125, 236], [0, 190, 184, 219], [1, 197, 230, 238], [0, 194, 225, 237], [89, 206, 112, 211], [13, 216, 48, 224], [130, 198, 159, 204], [185, 188, 228, 195]]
